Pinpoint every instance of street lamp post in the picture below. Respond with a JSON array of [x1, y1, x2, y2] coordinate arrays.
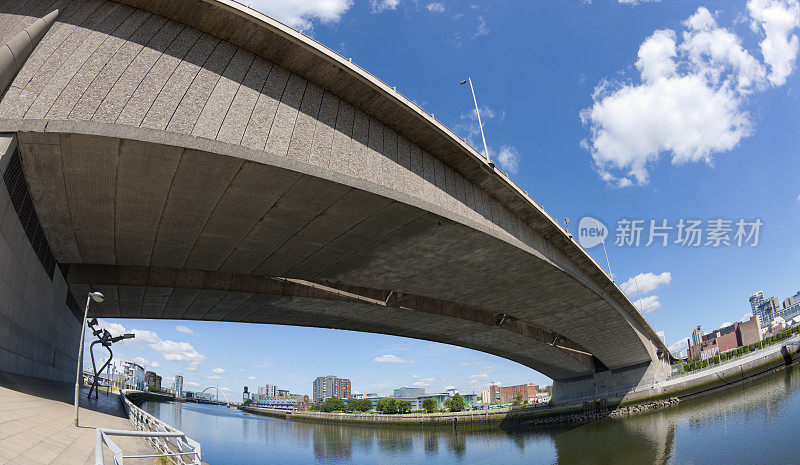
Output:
[[460, 77, 491, 163], [74, 291, 104, 427]]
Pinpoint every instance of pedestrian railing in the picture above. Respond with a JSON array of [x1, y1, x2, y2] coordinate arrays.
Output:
[[94, 390, 201, 464]]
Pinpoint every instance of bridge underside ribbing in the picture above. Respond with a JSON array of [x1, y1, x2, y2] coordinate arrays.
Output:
[[0, 0, 671, 399]]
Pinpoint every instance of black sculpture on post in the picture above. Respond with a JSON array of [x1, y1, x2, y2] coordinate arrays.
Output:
[[86, 318, 135, 399]]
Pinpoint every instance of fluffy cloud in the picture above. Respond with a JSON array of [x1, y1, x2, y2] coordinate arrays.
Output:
[[426, 2, 444, 13], [411, 375, 445, 387], [374, 354, 415, 363], [632, 295, 661, 313], [249, 0, 353, 30], [620, 272, 672, 296], [97, 319, 206, 371], [371, 0, 399, 13], [668, 339, 688, 356], [582, 2, 800, 186], [247, 376, 256, 380], [212, 368, 226, 374], [497, 145, 520, 174], [133, 357, 159, 369], [748, 0, 800, 85], [176, 325, 195, 336]]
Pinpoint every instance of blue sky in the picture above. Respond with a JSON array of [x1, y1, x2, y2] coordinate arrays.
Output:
[[96, 0, 800, 398]]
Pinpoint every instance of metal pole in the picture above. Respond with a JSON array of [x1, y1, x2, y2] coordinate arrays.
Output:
[[74, 295, 91, 427], [467, 78, 490, 162]]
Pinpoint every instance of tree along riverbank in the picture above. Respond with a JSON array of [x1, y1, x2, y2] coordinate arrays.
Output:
[[239, 342, 800, 429]]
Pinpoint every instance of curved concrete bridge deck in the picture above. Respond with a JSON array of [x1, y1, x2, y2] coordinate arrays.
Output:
[[0, 0, 670, 401]]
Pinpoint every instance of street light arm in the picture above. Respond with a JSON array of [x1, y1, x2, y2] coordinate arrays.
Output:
[[463, 77, 490, 162]]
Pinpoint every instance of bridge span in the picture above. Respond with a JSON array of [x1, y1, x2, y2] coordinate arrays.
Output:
[[0, 0, 670, 402]]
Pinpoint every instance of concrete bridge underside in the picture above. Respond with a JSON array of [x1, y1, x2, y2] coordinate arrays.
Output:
[[0, 0, 671, 400]]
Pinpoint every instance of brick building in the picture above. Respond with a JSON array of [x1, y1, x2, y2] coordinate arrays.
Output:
[[313, 375, 351, 403], [489, 383, 537, 404], [144, 371, 161, 390]]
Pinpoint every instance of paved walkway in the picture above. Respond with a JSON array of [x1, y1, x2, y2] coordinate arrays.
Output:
[[0, 372, 155, 465]]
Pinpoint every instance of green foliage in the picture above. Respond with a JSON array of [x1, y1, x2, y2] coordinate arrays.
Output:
[[242, 399, 253, 407], [511, 393, 523, 406], [448, 393, 465, 412], [397, 400, 412, 414], [376, 397, 398, 414], [346, 398, 360, 413], [422, 398, 437, 413], [322, 397, 346, 412], [357, 398, 373, 412]]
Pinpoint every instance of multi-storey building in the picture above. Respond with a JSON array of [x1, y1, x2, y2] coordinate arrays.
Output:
[[488, 382, 537, 404], [312, 375, 351, 402], [691, 326, 703, 347], [263, 384, 277, 398], [739, 316, 763, 346], [757, 297, 781, 328], [257, 386, 266, 399], [144, 371, 161, 390], [393, 387, 425, 398], [750, 291, 765, 322], [174, 374, 183, 397], [110, 360, 145, 390]]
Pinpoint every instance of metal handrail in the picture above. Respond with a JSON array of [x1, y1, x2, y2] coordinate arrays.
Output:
[[94, 390, 201, 464]]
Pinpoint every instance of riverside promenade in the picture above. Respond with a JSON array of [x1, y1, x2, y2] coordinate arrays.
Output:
[[0, 372, 154, 465]]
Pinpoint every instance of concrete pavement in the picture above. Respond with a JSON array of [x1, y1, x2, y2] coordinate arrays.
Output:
[[0, 372, 155, 465]]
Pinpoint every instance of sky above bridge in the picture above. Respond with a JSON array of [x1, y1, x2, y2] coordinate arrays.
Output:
[[98, 0, 800, 397]]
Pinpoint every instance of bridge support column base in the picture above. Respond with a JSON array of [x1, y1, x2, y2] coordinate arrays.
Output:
[[552, 359, 670, 405]]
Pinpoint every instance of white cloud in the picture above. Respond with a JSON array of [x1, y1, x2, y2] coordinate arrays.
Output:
[[496, 145, 520, 174], [619, 0, 661, 5], [668, 339, 688, 356], [632, 295, 661, 313], [133, 357, 159, 369], [797, 193, 800, 202], [212, 368, 226, 374], [741, 312, 754, 321], [208, 375, 221, 381], [187, 381, 200, 388], [412, 376, 445, 387], [475, 15, 489, 37], [96, 320, 206, 371], [656, 330, 665, 340], [582, 4, 800, 186], [426, 2, 444, 13], [748, 0, 800, 85], [469, 373, 489, 382], [371, 0, 399, 13], [247, 376, 256, 380], [249, 0, 353, 30], [620, 272, 672, 296], [176, 325, 195, 336], [373, 354, 415, 364], [720, 321, 734, 328]]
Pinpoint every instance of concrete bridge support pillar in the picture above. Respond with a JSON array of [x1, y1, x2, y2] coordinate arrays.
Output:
[[552, 358, 671, 404], [0, 8, 60, 95]]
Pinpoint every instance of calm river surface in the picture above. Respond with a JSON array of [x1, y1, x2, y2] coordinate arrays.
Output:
[[143, 364, 800, 464]]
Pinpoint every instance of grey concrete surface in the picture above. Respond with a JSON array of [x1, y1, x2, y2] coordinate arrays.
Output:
[[0, 134, 77, 384], [0, 371, 155, 465], [0, 1, 671, 394]]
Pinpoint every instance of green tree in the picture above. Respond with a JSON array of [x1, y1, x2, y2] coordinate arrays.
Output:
[[448, 393, 465, 412], [242, 399, 253, 407], [346, 398, 360, 412], [376, 397, 399, 414], [357, 398, 373, 412], [397, 400, 412, 414], [322, 397, 346, 412], [422, 398, 437, 413], [512, 393, 523, 406]]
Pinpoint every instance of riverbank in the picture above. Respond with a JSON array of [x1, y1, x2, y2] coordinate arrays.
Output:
[[240, 341, 800, 429]]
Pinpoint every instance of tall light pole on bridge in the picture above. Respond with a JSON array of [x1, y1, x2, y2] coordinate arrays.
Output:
[[460, 77, 491, 163], [74, 291, 104, 427]]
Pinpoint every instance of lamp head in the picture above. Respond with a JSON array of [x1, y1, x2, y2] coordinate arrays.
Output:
[[89, 291, 104, 303], [460, 79, 467, 85], [87, 317, 98, 327]]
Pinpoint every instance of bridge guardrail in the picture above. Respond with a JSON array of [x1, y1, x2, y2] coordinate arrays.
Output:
[[95, 390, 201, 464]]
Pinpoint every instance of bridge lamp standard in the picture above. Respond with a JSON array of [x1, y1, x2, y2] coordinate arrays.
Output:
[[74, 291, 104, 427], [460, 77, 491, 164]]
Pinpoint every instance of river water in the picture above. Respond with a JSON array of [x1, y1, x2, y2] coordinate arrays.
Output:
[[142, 363, 800, 464]]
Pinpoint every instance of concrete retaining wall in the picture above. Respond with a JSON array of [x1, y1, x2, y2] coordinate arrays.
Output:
[[0, 133, 78, 383]]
